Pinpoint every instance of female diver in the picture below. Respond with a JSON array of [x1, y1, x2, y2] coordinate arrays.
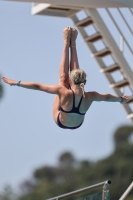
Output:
[[2, 27, 130, 129]]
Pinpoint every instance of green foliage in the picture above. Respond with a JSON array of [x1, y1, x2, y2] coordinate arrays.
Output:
[[1, 125, 133, 200], [0, 185, 17, 200], [58, 152, 76, 168], [114, 125, 133, 147]]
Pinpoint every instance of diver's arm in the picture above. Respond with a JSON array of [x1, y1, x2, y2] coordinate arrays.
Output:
[[91, 92, 130, 104], [2, 77, 61, 94]]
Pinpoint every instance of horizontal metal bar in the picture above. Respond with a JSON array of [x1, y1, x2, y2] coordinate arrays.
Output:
[[47, 180, 111, 200], [119, 182, 133, 200]]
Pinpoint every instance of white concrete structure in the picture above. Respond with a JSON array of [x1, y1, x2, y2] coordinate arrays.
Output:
[[5, 0, 133, 7]]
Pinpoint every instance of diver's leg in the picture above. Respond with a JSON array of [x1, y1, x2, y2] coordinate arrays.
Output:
[[53, 27, 71, 124], [70, 27, 80, 71], [59, 26, 71, 88]]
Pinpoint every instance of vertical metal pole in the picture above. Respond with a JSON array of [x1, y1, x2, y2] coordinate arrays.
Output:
[[119, 34, 133, 94], [120, 35, 124, 95], [102, 181, 111, 200], [102, 189, 107, 200], [120, 35, 124, 53]]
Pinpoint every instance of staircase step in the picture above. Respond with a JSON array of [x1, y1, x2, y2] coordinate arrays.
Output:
[[110, 80, 129, 88], [91, 48, 111, 57], [84, 32, 102, 42], [100, 64, 120, 73], [76, 17, 93, 27], [127, 113, 133, 119]]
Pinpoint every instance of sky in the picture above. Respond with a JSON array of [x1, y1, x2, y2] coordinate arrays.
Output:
[[0, 2, 132, 192]]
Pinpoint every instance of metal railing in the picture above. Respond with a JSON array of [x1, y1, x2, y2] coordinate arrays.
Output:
[[117, 8, 133, 35], [119, 182, 133, 200], [102, 8, 133, 96], [129, 8, 133, 15], [106, 8, 133, 55], [47, 180, 111, 200]]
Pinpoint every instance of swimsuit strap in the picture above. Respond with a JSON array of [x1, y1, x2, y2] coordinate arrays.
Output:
[[70, 88, 83, 109], [60, 88, 85, 115], [77, 95, 83, 109], [70, 88, 75, 107]]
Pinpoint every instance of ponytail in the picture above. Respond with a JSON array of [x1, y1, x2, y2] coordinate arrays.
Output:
[[80, 83, 85, 97]]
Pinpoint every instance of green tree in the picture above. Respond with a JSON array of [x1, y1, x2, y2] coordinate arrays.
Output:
[[1, 125, 133, 200], [114, 125, 133, 147], [17, 125, 133, 200], [59, 152, 76, 168], [0, 185, 17, 200]]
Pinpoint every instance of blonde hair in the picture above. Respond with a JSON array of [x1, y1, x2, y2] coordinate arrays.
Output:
[[70, 69, 86, 97]]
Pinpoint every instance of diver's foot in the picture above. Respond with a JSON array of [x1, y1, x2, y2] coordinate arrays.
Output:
[[70, 27, 78, 47], [63, 26, 71, 45]]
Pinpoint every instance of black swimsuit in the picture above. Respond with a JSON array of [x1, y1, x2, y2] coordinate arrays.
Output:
[[57, 88, 86, 129]]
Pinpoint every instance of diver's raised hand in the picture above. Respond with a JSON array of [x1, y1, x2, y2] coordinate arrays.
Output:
[[120, 95, 130, 104]]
